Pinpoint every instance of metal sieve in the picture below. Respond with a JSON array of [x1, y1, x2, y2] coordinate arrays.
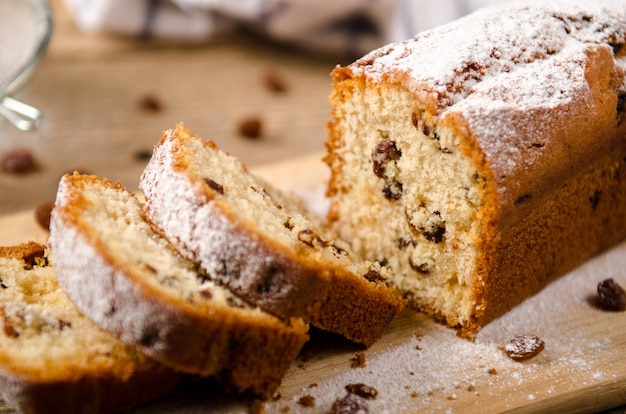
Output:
[[0, 0, 53, 131]]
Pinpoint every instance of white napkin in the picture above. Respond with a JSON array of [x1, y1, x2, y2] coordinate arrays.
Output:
[[61, 0, 509, 56]]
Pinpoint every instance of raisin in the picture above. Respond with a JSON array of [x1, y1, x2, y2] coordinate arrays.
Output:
[[134, 149, 152, 161], [205, 178, 224, 195], [411, 112, 419, 129], [345, 383, 378, 400], [139, 326, 160, 346], [330, 393, 369, 414], [502, 335, 545, 361], [298, 228, 327, 248], [371, 139, 401, 178], [514, 194, 531, 206], [419, 211, 445, 243], [138, 93, 164, 112], [263, 68, 288, 93], [34, 202, 54, 231], [227, 296, 245, 308], [257, 265, 281, 294], [589, 190, 601, 210], [1, 148, 39, 174], [597, 278, 626, 311], [363, 268, 385, 283], [238, 116, 263, 139], [409, 257, 429, 274], [617, 90, 626, 125], [382, 180, 403, 200]]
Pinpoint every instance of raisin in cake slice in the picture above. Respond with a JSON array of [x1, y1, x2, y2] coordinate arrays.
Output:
[[48, 173, 308, 398], [325, 0, 626, 337], [0, 242, 183, 414], [139, 123, 402, 346]]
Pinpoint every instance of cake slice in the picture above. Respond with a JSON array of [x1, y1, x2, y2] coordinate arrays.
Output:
[[139, 123, 402, 346], [48, 173, 308, 398], [0, 242, 183, 414], [325, 0, 626, 337]]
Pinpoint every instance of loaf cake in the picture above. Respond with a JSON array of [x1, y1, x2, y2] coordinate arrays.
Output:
[[139, 123, 403, 346], [0, 242, 183, 413], [325, 0, 626, 337], [48, 173, 309, 398]]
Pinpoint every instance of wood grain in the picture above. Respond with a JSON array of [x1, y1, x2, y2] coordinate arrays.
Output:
[[0, 154, 625, 413]]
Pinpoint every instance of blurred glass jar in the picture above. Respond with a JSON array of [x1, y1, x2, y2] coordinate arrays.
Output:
[[0, 0, 53, 131]]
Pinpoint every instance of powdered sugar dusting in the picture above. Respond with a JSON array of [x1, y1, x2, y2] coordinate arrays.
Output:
[[347, 0, 626, 200]]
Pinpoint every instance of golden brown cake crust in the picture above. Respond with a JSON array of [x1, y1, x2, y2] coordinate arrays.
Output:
[[140, 124, 403, 346], [325, 0, 626, 337], [49, 173, 309, 398], [0, 242, 183, 414]]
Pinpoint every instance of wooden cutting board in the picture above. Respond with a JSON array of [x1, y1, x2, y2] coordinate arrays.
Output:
[[1, 153, 625, 414]]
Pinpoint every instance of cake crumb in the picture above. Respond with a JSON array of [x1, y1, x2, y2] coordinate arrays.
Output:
[[350, 352, 367, 368], [345, 383, 378, 399], [297, 395, 315, 408]]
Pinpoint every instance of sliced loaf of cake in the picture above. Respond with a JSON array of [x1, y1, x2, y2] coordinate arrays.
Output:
[[325, 0, 626, 337], [139, 123, 402, 346], [0, 242, 183, 414], [48, 173, 309, 398]]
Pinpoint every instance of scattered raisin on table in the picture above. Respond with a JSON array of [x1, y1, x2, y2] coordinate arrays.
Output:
[[502, 335, 545, 361], [237, 116, 263, 139], [330, 393, 369, 414], [34, 202, 54, 230], [597, 278, 626, 311], [1, 148, 39, 174]]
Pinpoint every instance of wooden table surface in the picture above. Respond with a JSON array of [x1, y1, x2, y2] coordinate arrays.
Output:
[[0, 0, 341, 215]]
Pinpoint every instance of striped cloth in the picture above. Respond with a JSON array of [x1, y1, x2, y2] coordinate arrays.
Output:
[[61, 0, 509, 56]]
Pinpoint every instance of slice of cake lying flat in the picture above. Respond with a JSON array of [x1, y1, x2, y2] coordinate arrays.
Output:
[[0, 242, 183, 414], [48, 173, 309, 398], [139, 123, 402, 346], [325, 0, 626, 337]]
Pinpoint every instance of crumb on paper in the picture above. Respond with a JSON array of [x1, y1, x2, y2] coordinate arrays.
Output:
[[350, 352, 366, 368], [297, 395, 315, 408]]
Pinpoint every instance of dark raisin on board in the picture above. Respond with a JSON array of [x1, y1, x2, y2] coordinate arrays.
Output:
[[34, 202, 54, 231], [597, 278, 626, 311], [502, 335, 545, 361], [263, 68, 288, 93], [0, 148, 39, 174], [138, 93, 164, 113], [330, 393, 370, 414], [238, 116, 263, 139]]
